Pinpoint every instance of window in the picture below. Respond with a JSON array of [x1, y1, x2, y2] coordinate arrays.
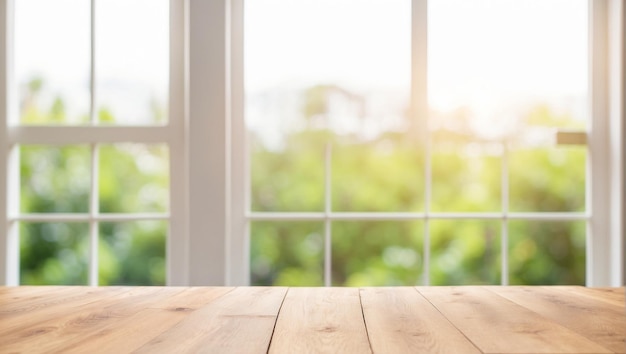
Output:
[[241, 0, 624, 286], [0, 0, 182, 286], [244, 0, 590, 286], [1, 0, 624, 286]]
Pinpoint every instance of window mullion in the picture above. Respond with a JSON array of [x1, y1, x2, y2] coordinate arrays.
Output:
[[89, 144, 99, 286], [324, 143, 332, 287], [227, 0, 246, 286], [501, 142, 509, 285], [588, 0, 614, 286], [605, 0, 626, 287], [90, 0, 96, 125], [88, 0, 98, 286], [413, 0, 429, 286], [188, 0, 229, 285], [1, 0, 19, 286]]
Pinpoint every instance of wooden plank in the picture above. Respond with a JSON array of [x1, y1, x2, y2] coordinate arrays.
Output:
[[57, 287, 234, 353], [0, 287, 185, 353], [0, 287, 136, 334], [269, 287, 371, 354], [0, 286, 77, 313], [553, 286, 625, 308], [0, 286, 68, 299], [134, 287, 287, 354], [360, 287, 481, 353], [418, 286, 613, 354], [489, 286, 626, 354], [0, 287, 110, 316]]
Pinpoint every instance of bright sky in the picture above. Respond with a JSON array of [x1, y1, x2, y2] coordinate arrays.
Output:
[[427, 0, 587, 114], [245, 0, 588, 140], [15, 0, 587, 131], [15, 0, 168, 123], [245, 0, 587, 91], [245, 0, 411, 92]]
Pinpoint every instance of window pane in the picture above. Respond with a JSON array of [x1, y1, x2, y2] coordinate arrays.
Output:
[[250, 221, 324, 286], [99, 144, 169, 213], [332, 221, 423, 286], [96, 0, 169, 124], [428, 0, 587, 137], [250, 134, 325, 212], [21, 145, 90, 213], [431, 143, 501, 212], [430, 220, 500, 285], [99, 221, 166, 285], [509, 147, 586, 212], [16, 0, 90, 124], [509, 221, 585, 285], [246, 0, 411, 212], [333, 139, 424, 212], [20, 222, 89, 285]]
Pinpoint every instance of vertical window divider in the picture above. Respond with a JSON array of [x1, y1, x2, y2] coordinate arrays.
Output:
[[501, 141, 509, 285], [88, 0, 98, 286], [588, 0, 614, 286], [423, 137, 431, 286], [89, 144, 99, 286], [168, 0, 189, 286], [1, 0, 19, 285], [324, 142, 332, 287], [413, 0, 429, 286]]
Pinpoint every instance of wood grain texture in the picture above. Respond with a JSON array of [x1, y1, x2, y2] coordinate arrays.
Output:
[[0, 286, 70, 304], [0, 286, 623, 354], [0, 287, 184, 353], [0, 287, 118, 320], [554, 286, 625, 308], [488, 286, 626, 353], [0, 287, 137, 335], [134, 286, 287, 354], [360, 287, 481, 353], [269, 287, 372, 354], [418, 286, 613, 354], [57, 287, 235, 353]]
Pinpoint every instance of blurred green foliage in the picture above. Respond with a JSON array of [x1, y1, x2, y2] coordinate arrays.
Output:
[[250, 130, 586, 286], [249, 88, 586, 286], [19, 79, 168, 286], [19, 79, 586, 286]]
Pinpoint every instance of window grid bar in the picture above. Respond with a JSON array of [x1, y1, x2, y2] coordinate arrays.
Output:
[[423, 136, 431, 286], [90, 0, 96, 125], [87, 0, 98, 287], [501, 142, 509, 285], [246, 212, 589, 221], [323, 142, 332, 287], [413, 0, 430, 286], [89, 221, 98, 285], [89, 144, 99, 286], [7, 126, 172, 145], [13, 213, 170, 222]]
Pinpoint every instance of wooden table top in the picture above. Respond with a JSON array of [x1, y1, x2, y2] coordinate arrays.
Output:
[[0, 286, 624, 353]]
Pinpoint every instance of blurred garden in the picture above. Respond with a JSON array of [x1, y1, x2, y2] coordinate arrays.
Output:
[[19, 79, 586, 286]]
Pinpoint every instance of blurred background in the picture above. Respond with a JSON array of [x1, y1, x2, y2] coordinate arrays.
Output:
[[17, 0, 587, 286]]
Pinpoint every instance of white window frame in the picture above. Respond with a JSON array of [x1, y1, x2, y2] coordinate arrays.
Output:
[[0, 0, 188, 286], [222, 0, 624, 287], [1, 0, 624, 287], [590, 0, 625, 286]]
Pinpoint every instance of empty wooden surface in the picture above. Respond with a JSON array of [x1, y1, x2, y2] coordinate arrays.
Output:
[[0, 286, 623, 353]]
